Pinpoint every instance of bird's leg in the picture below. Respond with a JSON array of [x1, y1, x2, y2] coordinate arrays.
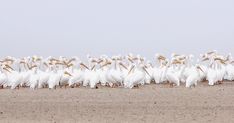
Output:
[[59, 81, 62, 88], [78, 83, 81, 88], [133, 84, 138, 88], [218, 81, 222, 84], [109, 83, 113, 88], [120, 81, 124, 87], [115, 83, 119, 88], [192, 84, 195, 88], [169, 83, 173, 88], [112, 83, 116, 88], [134, 84, 139, 88]]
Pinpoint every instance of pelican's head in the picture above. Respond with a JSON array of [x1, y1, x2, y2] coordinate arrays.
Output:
[[155, 53, 159, 57], [100, 54, 108, 59], [86, 54, 92, 59], [47, 56, 52, 61], [189, 54, 194, 59], [136, 54, 141, 59], [128, 53, 134, 59], [171, 53, 179, 58], [200, 54, 205, 58], [60, 56, 67, 62], [71, 56, 79, 60]]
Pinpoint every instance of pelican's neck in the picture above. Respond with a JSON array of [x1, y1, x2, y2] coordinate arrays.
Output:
[[110, 60, 116, 70]]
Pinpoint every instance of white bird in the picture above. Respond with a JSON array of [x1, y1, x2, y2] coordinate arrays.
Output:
[[166, 59, 185, 87], [124, 63, 148, 88], [0, 64, 8, 88], [144, 61, 154, 84], [48, 64, 61, 89], [207, 58, 218, 86], [0, 51, 231, 90], [106, 57, 124, 87], [29, 65, 39, 89], [82, 57, 100, 89], [98, 58, 111, 86], [68, 58, 84, 87], [185, 64, 204, 88]]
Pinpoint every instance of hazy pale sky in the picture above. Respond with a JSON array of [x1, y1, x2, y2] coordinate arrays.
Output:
[[0, 0, 233, 58]]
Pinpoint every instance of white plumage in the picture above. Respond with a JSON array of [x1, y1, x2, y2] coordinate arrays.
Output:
[[0, 51, 231, 89]]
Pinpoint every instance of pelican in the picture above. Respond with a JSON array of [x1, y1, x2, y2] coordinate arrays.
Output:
[[37, 58, 52, 88], [166, 57, 185, 87], [6, 65, 23, 89], [207, 57, 218, 86], [82, 57, 100, 89], [153, 54, 168, 84], [98, 57, 111, 86], [106, 56, 124, 87], [0, 50, 232, 89], [185, 64, 204, 88], [144, 60, 154, 84], [29, 65, 39, 89], [48, 61, 61, 89], [124, 63, 148, 88], [68, 57, 84, 87], [0, 64, 8, 88]]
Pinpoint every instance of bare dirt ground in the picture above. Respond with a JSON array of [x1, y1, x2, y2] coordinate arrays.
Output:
[[1, 82, 234, 123]]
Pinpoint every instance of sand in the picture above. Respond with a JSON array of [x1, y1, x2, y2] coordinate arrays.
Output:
[[0, 82, 234, 123]]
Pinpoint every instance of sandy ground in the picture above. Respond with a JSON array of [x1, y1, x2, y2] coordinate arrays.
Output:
[[1, 82, 234, 123]]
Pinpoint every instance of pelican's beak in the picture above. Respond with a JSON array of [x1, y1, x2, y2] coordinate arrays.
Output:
[[119, 62, 127, 70], [100, 62, 109, 68], [56, 62, 64, 65], [197, 66, 204, 73], [43, 62, 49, 67], [91, 65, 95, 70], [31, 65, 37, 69], [64, 71, 72, 76], [68, 63, 74, 67], [5, 64, 14, 71], [220, 60, 226, 65], [37, 57, 42, 61], [201, 58, 209, 61], [3, 67, 11, 73], [50, 58, 59, 62], [128, 58, 134, 63], [143, 66, 150, 77], [172, 60, 181, 65], [91, 59, 97, 63], [159, 55, 166, 60], [207, 51, 215, 55], [98, 59, 104, 64], [132, 57, 138, 61], [20, 61, 26, 64], [80, 63, 89, 70], [231, 61, 234, 64], [128, 65, 135, 75]]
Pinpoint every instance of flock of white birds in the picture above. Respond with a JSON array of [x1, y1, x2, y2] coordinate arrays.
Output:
[[0, 50, 233, 89]]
